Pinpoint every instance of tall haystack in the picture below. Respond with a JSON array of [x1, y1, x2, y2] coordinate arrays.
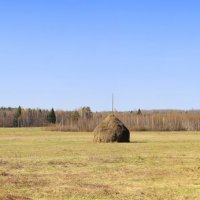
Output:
[[93, 114, 130, 143]]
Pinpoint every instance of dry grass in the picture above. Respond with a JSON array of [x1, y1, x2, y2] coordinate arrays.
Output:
[[0, 128, 200, 199], [93, 114, 130, 143]]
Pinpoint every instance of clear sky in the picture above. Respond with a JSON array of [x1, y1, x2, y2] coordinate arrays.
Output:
[[0, 0, 200, 111]]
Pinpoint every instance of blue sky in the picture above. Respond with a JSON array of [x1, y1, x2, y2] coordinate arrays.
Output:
[[0, 0, 200, 111]]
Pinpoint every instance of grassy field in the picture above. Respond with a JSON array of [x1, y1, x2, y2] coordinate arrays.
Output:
[[0, 129, 200, 200]]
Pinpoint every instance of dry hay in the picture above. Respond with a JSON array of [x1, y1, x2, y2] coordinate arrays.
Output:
[[93, 114, 130, 143], [5, 195, 32, 200]]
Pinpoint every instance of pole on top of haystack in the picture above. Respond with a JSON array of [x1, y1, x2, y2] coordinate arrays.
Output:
[[112, 94, 114, 113]]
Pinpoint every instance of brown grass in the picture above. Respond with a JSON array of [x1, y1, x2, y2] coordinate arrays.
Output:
[[0, 128, 200, 199]]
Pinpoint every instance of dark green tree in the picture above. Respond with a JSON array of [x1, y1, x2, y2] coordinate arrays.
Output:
[[13, 106, 22, 127], [137, 109, 142, 115], [71, 111, 80, 122], [47, 108, 56, 124]]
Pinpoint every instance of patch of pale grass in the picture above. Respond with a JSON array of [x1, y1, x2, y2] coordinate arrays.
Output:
[[0, 128, 200, 199]]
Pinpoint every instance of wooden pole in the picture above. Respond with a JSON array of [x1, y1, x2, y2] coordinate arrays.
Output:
[[112, 94, 114, 113]]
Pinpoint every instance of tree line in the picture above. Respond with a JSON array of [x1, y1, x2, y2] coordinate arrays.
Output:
[[0, 106, 200, 131], [0, 106, 56, 127]]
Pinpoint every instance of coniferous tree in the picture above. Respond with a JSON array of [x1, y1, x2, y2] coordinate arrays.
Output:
[[137, 109, 142, 115], [13, 106, 22, 127], [47, 108, 56, 124], [71, 111, 80, 122]]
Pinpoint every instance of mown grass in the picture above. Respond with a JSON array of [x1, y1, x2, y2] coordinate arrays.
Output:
[[0, 128, 200, 200]]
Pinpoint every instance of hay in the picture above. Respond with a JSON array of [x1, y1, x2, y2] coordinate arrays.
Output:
[[93, 114, 130, 143]]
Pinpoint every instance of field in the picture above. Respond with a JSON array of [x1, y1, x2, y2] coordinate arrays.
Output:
[[0, 129, 200, 200]]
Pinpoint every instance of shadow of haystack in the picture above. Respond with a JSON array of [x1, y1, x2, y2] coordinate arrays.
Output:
[[93, 114, 130, 143]]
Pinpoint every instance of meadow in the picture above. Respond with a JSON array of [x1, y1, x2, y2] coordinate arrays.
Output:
[[0, 128, 200, 200]]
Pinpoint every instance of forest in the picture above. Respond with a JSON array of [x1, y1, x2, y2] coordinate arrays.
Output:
[[0, 106, 200, 132]]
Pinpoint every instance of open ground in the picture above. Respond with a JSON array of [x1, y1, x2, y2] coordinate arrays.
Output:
[[0, 128, 200, 200]]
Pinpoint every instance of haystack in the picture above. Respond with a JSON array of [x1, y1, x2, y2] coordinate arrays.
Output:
[[93, 114, 130, 143]]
